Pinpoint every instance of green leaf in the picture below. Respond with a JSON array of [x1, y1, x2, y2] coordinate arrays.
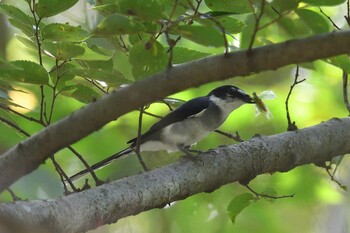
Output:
[[325, 55, 350, 74], [226, 193, 256, 225], [8, 18, 34, 37], [66, 68, 128, 87], [301, 0, 346, 6], [35, 0, 79, 18], [76, 58, 114, 72], [295, 9, 330, 34], [272, 0, 299, 12], [41, 23, 89, 42], [116, 0, 163, 21], [197, 15, 246, 34], [129, 40, 168, 80], [75, 43, 113, 61], [0, 4, 34, 25], [0, 60, 49, 84], [172, 25, 224, 47], [204, 0, 253, 14], [69, 84, 101, 103], [172, 47, 211, 64], [15, 35, 37, 50], [92, 4, 120, 15], [42, 41, 85, 60], [93, 13, 146, 36]]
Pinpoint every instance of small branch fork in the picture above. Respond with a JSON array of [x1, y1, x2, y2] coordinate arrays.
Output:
[[243, 184, 295, 200], [285, 65, 306, 131], [247, 0, 266, 54]]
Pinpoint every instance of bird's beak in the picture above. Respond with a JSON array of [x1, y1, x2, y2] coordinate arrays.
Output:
[[244, 94, 255, 104]]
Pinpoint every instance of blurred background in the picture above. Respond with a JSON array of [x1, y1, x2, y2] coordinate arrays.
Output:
[[0, 0, 349, 232]]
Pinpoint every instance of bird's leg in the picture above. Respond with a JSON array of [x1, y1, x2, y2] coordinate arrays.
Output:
[[179, 145, 202, 160]]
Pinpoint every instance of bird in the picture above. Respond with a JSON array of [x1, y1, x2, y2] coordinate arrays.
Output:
[[69, 85, 255, 181]]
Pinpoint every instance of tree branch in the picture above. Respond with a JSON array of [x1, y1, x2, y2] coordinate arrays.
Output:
[[1, 118, 350, 233], [1, 31, 350, 192]]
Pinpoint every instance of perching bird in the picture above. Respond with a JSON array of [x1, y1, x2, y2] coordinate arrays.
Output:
[[69, 85, 254, 181]]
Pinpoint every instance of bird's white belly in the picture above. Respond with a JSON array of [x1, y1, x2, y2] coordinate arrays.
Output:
[[141, 118, 212, 151]]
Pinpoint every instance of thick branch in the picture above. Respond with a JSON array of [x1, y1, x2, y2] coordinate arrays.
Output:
[[1, 31, 350, 192], [1, 118, 350, 233]]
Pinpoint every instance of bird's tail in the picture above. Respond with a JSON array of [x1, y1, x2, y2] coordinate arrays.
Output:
[[68, 147, 133, 182]]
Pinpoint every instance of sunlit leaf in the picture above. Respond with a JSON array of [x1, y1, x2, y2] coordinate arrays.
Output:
[[301, 0, 346, 6], [296, 9, 330, 34], [41, 23, 89, 42], [0, 60, 48, 84], [172, 47, 211, 64], [204, 0, 253, 14], [42, 41, 85, 60], [129, 40, 168, 80], [92, 4, 119, 15], [93, 13, 146, 36], [172, 25, 224, 47], [35, 0, 79, 18], [226, 193, 256, 225]]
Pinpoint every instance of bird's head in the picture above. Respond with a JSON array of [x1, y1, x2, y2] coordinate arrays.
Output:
[[208, 85, 255, 105]]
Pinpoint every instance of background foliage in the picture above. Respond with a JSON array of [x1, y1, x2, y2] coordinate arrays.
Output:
[[0, 0, 349, 232]]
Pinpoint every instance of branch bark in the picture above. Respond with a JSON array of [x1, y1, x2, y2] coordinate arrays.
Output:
[[1, 31, 350, 192], [0, 118, 350, 233]]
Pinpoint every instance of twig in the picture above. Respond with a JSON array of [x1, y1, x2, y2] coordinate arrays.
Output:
[[325, 166, 347, 191], [135, 106, 149, 171], [259, 8, 292, 30], [214, 130, 243, 142], [6, 188, 23, 202], [285, 65, 306, 131], [50, 154, 78, 194], [319, 7, 340, 30], [0, 116, 30, 137], [345, 0, 350, 26], [243, 184, 295, 200], [67, 146, 104, 186], [342, 71, 350, 115], [247, 0, 266, 54], [29, 0, 46, 123]]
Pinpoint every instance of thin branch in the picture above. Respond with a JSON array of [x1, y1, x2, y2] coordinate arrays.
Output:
[[135, 106, 149, 171], [5, 188, 23, 202], [67, 146, 104, 186], [214, 130, 243, 142], [345, 0, 350, 26], [0, 117, 30, 137], [0, 105, 42, 124], [243, 184, 295, 200], [319, 7, 340, 30], [325, 166, 347, 191], [285, 65, 306, 131], [342, 71, 350, 115], [247, 0, 266, 53]]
